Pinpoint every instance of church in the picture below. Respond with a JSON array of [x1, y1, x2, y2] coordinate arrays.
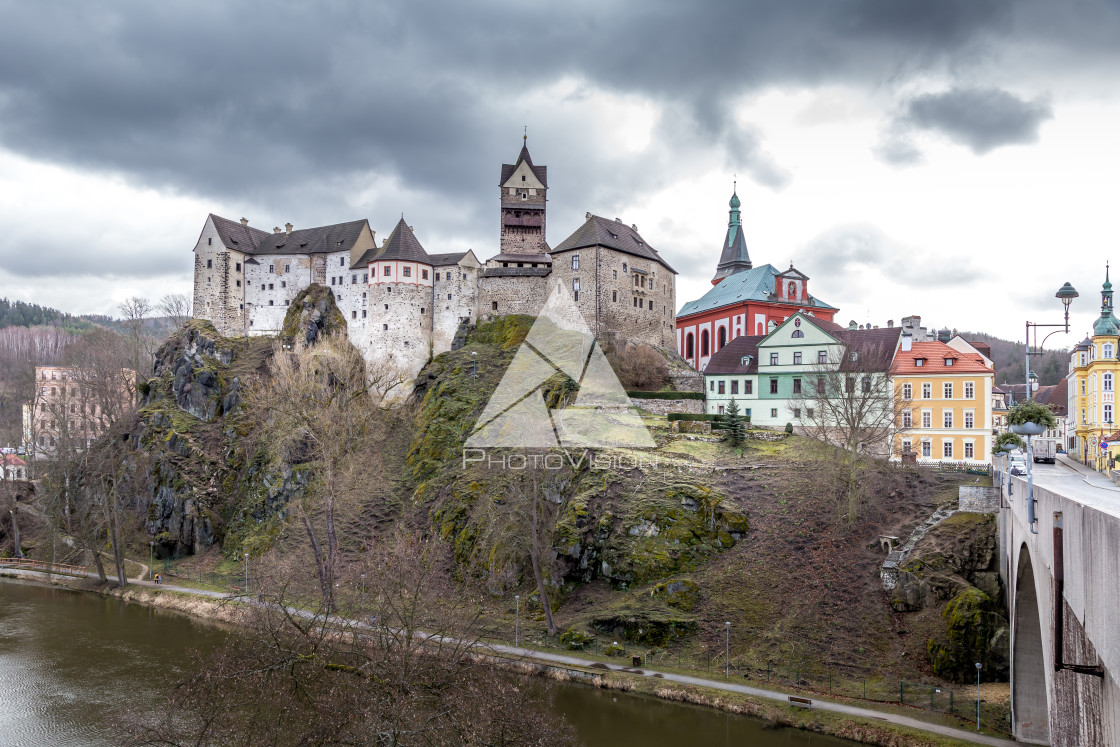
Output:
[[675, 190, 838, 371], [191, 141, 678, 383]]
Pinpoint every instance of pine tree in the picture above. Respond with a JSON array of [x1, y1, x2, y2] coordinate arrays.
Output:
[[725, 398, 746, 447]]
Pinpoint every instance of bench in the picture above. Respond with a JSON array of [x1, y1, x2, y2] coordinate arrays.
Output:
[[789, 696, 812, 709]]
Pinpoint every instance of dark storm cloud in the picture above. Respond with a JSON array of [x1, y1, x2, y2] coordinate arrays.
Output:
[[0, 0, 1113, 281], [903, 87, 1053, 153]]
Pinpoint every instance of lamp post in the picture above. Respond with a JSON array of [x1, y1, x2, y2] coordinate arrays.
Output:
[[725, 622, 731, 680], [243, 552, 249, 592], [514, 595, 520, 646], [975, 662, 982, 730], [471, 351, 477, 379], [1020, 282, 1078, 534], [149, 541, 154, 580]]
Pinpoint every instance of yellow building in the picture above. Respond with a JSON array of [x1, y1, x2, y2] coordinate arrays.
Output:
[[1069, 269, 1120, 471], [891, 339, 995, 464]]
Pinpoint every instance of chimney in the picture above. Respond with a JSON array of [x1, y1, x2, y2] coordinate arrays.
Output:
[[848, 320, 858, 330], [285, 222, 293, 234], [887, 319, 894, 327], [585, 212, 591, 220], [901, 332, 913, 352], [273, 227, 282, 234], [631, 224, 638, 232], [240, 217, 249, 226]]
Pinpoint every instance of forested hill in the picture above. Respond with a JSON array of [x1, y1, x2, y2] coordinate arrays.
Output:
[[0, 298, 96, 331], [959, 331, 1069, 387]]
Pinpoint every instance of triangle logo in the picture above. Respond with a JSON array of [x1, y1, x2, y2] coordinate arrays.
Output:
[[465, 284, 655, 449]]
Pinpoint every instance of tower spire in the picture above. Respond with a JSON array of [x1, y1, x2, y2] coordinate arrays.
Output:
[[711, 185, 752, 285]]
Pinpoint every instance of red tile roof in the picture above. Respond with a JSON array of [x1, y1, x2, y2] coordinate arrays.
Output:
[[890, 342, 991, 375], [3, 454, 28, 467]]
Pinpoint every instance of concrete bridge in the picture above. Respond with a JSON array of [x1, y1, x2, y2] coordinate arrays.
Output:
[[1000, 456, 1120, 745]]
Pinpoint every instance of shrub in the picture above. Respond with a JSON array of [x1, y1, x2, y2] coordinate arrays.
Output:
[[1008, 401, 1058, 430], [559, 627, 596, 650], [604, 642, 627, 657], [725, 399, 746, 446], [610, 343, 669, 391], [784, 422, 794, 434], [667, 413, 719, 422], [626, 390, 705, 400]]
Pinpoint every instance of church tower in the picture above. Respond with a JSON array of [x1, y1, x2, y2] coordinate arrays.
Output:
[[711, 188, 752, 285], [499, 136, 548, 255]]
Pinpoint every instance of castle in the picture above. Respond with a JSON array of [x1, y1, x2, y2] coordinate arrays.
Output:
[[192, 141, 678, 380]]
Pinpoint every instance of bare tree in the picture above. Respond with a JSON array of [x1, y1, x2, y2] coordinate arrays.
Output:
[[125, 532, 577, 746], [118, 296, 155, 375], [249, 333, 379, 609], [157, 293, 192, 329], [481, 460, 571, 636], [793, 342, 906, 524], [610, 342, 669, 391]]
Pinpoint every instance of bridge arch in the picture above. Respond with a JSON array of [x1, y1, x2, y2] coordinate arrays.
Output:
[[1013, 543, 1051, 743]]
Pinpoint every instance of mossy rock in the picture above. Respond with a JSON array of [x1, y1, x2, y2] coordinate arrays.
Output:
[[650, 578, 701, 611], [927, 586, 1009, 682], [559, 626, 596, 650], [591, 607, 698, 645], [281, 283, 347, 344]]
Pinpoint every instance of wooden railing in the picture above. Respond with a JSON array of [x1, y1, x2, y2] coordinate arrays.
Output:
[[0, 557, 88, 576]]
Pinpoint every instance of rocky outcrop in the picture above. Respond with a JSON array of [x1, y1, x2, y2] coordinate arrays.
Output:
[[281, 284, 347, 345], [150, 320, 236, 422]]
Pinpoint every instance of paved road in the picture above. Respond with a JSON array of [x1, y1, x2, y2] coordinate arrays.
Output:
[[3, 569, 1013, 746], [1003, 454, 1120, 520]]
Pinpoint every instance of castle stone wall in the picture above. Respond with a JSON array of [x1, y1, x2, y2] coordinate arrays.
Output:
[[366, 274, 434, 382], [244, 256, 312, 335], [478, 272, 549, 319], [433, 264, 479, 356], [192, 220, 246, 337]]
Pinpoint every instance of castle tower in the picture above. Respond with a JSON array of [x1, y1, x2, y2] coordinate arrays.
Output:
[[712, 188, 752, 285], [499, 137, 548, 255], [366, 218, 434, 381]]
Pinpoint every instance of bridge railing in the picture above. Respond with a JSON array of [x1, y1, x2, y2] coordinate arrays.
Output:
[[0, 557, 88, 576]]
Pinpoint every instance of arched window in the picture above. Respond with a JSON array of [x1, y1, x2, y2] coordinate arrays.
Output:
[[1105, 373, 1114, 392], [791, 329, 804, 338], [788, 281, 797, 298], [685, 333, 694, 359], [701, 330, 710, 357], [718, 326, 727, 350]]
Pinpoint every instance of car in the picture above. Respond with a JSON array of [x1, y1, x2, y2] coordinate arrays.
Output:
[[1010, 456, 1027, 476]]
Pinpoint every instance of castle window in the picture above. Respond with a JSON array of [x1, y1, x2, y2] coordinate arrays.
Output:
[[340, 257, 345, 266], [387, 287, 391, 293], [352, 311, 357, 319], [612, 291, 617, 302], [208, 238, 212, 246], [622, 263, 628, 272], [268, 300, 274, 306], [385, 304, 389, 310], [648, 300, 653, 310], [363, 274, 368, 283], [403, 267, 411, 278], [572, 278, 580, 302], [261, 284, 265, 290], [284, 300, 289, 306], [331, 277, 336, 285], [701, 330, 710, 357], [269, 264, 274, 273], [421, 308, 425, 314], [633, 297, 638, 307], [207, 259, 213, 269], [634, 275, 640, 287], [285, 264, 290, 272], [384, 267, 391, 276], [236, 280, 241, 287], [352, 274, 357, 284], [522, 175, 526, 181], [269, 283, 274, 290], [422, 269, 428, 280], [572, 255, 580, 270], [613, 270, 617, 279], [492, 301, 498, 311], [447, 293, 452, 300], [362, 310, 367, 318], [383, 324, 389, 330], [685, 333, 694, 358], [235, 262, 241, 272], [435, 272, 440, 281], [281, 281, 286, 288], [462, 273, 466, 280]]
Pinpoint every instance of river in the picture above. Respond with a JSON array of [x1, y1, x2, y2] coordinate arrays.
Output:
[[0, 579, 852, 746]]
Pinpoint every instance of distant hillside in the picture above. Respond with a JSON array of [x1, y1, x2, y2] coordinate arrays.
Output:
[[959, 331, 1068, 387], [0, 298, 97, 332]]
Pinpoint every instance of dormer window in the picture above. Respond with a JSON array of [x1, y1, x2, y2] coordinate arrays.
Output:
[[741, 355, 752, 366], [849, 351, 858, 362], [915, 358, 925, 366], [944, 358, 954, 366]]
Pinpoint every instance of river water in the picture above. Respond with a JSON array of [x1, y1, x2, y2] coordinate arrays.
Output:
[[0, 579, 852, 746]]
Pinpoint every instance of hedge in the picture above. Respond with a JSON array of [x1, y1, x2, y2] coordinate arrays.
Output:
[[667, 413, 719, 422], [626, 390, 706, 400]]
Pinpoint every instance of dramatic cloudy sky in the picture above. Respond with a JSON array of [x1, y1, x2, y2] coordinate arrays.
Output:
[[1, 0, 1118, 342]]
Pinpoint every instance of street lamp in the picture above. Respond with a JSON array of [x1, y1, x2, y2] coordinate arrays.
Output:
[[514, 595, 520, 646], [243, 552, 249, 593], [975, 662, 982, 730], [149, 541, 154, 580], [1020, 282, 1078, 534], [471, 351, 478, 379], [725, 622, 731, 680]]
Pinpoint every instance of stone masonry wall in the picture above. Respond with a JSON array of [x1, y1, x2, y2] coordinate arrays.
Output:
[[550, 244, 676, 351], [959, 485, 1001, 514], [192, 229, 245, 338], [478, 272, 549, 319], [245, 256, 312, 335], [628, 397, 704, 415], [433, 264, 479, 356], [366, 280, 432, 382]]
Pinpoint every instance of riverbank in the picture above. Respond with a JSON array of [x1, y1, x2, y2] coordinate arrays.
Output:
[[2, 570, 1011, 747]]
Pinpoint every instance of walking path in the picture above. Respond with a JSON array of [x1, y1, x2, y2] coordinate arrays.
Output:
[[2, 568, 1013, 746]]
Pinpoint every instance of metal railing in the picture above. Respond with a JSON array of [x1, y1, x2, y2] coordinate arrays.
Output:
[[0, 557, 88, 576]]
